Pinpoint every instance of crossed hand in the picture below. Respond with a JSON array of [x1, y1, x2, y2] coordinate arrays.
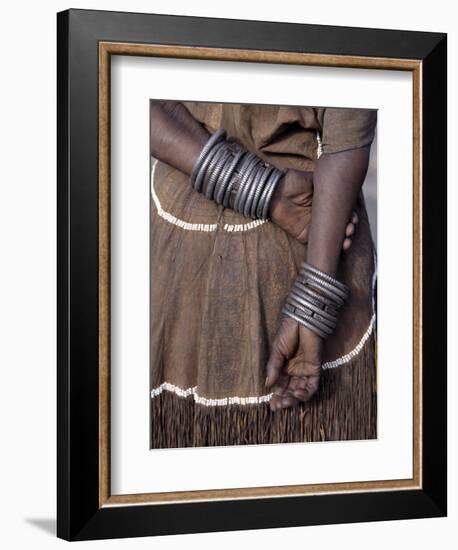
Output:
[[266, 169, 357, 411]]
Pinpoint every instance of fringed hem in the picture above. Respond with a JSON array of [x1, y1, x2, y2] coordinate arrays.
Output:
[[151, 331, 377, 448]]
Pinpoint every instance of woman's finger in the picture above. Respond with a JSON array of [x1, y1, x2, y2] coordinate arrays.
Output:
[[290, 376, 308, 390], [291, 388, 310, 401], [277, 394, 299, 409], [265, 318, 299, 387], [345, 222, 355, 237], [270, 393, 284, 412], [286, 376, 310, 401], [306, 375, 320, 398], [269, 373, 291, 411], [265, 345, 285, 388], [288, 367, 321, 399], [342, 237, 352, 251]]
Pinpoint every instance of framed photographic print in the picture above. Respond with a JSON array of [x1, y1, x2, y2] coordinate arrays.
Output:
[[57, 8, 447, 541]]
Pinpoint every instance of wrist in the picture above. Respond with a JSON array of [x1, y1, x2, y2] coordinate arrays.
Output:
[[298, 326, 324, 365], [282, 260, 350, 340]]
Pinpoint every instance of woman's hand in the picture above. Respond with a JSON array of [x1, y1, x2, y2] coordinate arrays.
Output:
[[269, 169, 313, 244], [265, 317, 323, 411], [270, 169, 358, 248], [266, 147, 373, 412]]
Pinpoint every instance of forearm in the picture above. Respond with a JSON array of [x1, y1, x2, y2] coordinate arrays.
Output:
[[306, 146, 371, 276], [150, 100, 209, 175], [286, 146, 371, 364], [150, 101, 289, 222]]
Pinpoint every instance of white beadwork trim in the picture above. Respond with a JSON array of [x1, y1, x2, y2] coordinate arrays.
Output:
[[371, 250, 377, 314], [321, 314, 375, 370], [150, 381, 273, 406], [150, 382, 195, 399], [316, 131, 323, 158], [223, 219, 266, 232], [151, 160, 267, 233]]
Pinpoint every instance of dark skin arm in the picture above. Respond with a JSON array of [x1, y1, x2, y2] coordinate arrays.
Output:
[[149, 100, 316, 242], [150, 100, 358, 248], [150, 101, 208, 175], [265, 146, 371, 410]]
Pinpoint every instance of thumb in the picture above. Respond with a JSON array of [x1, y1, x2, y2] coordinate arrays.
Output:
[[265, 317, 300, 387], [265, 344, 285, 387]]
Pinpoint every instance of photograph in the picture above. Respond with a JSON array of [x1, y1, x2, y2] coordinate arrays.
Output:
[[149, 100, 378, 448], [53, 8, 447, 540], [0, 0, 453, 545]]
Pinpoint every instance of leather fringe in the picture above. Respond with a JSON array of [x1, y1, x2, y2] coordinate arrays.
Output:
[[151, 332, 377, 448]]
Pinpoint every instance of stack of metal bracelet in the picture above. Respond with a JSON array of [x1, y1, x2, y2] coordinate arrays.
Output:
[[282, 261, 350, 339], [190, 128, 285, 220]]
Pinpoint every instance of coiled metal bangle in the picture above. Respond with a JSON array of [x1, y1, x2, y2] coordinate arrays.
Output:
[[190, 128, 285, 221], [205, 146, 232, 200], [283, 261, 350, 339], [250, 165, 274, 218], [233, 155, 260, 212], [220, 150, 246, 207], [282, 304, 331, 339], [194, 141, 226, 193], [260, 168, 284, 220], [300, 263, 349, 295], [190, 128, 226, 187]]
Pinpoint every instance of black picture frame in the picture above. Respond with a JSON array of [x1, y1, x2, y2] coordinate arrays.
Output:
[[57, 8, 447, 541]]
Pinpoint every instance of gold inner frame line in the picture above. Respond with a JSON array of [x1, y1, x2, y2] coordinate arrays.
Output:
[[98, 41, 422, 508]]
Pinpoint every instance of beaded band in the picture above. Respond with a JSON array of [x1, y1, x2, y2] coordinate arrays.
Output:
[[190, 128, 285, 221], [282, 261, 350, 339]]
